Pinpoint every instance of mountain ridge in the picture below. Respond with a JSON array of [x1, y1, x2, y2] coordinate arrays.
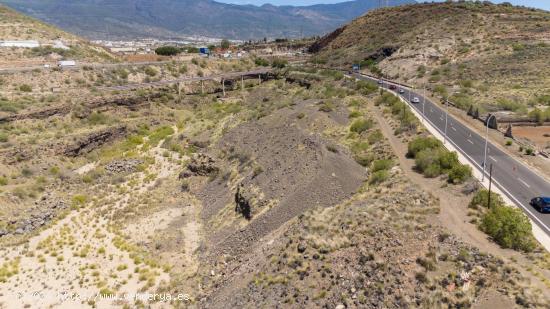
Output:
[[0, 0, 414, 40]]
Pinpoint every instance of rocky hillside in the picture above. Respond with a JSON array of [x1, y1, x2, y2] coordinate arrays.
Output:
[[0, 0, 413, 40], [0, 5, 115, 63], [310, 2, 550, 116]]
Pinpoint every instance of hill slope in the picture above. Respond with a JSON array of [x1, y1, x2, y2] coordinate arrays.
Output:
[[0, 0, 414, 40], [0, 5, 115, 63], [311, 2, 550, 115]]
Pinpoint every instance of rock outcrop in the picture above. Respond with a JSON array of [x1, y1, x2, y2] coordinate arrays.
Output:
[[234, 183, 253, 220], [105, 158, 143, 173], [1, 193, 67, 238], [179, 153, 219, 178], [61, 126, 127, 157]]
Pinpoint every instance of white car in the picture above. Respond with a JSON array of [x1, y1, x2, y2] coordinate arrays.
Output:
[[399, 89, 405, 94], [44, 64, 51, 68], [411, 97, 420, 103]]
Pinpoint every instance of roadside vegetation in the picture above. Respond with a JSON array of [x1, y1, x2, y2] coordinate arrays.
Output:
[[375, 92, 418, 134], [469, 190, 537, 252], [407, 136, 472, 184]]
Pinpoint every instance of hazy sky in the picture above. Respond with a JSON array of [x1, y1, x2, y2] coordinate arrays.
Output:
[[217, 0, 550, 11]]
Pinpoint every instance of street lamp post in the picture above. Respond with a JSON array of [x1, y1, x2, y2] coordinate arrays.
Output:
[[444, 98, 449, 144], [482, 114, 497, 182], [422, 85, 426, 119]]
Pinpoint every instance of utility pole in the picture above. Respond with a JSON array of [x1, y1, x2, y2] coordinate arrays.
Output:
[[444, 98, 449, 144]]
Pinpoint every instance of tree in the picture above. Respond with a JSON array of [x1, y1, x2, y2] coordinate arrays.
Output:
[[220, 39, 231, 49], [186, 47, 200, 53], [155, 46, 181, 56]]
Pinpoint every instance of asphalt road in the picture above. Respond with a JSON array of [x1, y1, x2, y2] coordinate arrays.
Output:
[[0, 60, 177, 74], [354, 73, 550, 236]]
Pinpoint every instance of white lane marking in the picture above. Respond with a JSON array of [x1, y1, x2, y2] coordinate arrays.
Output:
[[361, 75, 550, 236], [451, 126, 457, 131], [489, 155, 497, 162], [440, 116, 444, 121], [518, 178, 531, 188], [467, 139, 474, 145]]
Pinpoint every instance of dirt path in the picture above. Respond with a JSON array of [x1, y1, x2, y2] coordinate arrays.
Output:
[[371, 104, 550, 295], [0, 127, 199, 309]]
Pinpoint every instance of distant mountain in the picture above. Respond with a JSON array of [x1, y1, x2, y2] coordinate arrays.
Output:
[[0, 0, 414, 40]]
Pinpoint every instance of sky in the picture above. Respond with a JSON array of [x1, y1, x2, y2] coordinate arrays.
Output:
[[217, 0, 550, 11]]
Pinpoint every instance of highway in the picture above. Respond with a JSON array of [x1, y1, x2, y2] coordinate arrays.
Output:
[[0, 60, 179, 74], [353, 73, 550, 237]]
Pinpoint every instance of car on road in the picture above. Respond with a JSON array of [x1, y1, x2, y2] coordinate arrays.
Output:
[[377, 79, 383, 84], [389, 85, 396, 90], [399, 89, 405, 94], [411, 97, 420, 103], [530, 197, 550, 213]]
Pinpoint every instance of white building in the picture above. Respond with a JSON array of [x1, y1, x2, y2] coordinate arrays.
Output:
[[110, 47, 137, 54], [0, 40, 40, 48]]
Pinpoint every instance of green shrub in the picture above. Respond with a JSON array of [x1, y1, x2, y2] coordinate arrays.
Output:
[[21, 168, 33, 177], [376, 93, 418, 131], [148, 126, 175, 145], [0, 133, 7, 143], [408, 136, 470, 183], [407, 137, 442, 158], [414, 149, 443, 177], [480, 204, 536, 252], [448, 164, 472, 184], [71, 195, 88, 209], [351, 141, 369, 153], [496, 98, 525, 113], [353, 153, 374, 167], [371, 159, 393, 172], [318, 101, 334, 112], [348, 111, 361, 118], [469, 189, 504, 210], [0, 176, 7, 186], [367, 130, 383, 144], [449, 92, 474, 110], [350, 118, 373, 134], [88, 112, 110, 125], [144, 66, 158, 77], [355, 80, 378, 95], [271, 58, 288, 69], [49, 166, 60, 175], [19, 84, 32, 92], [369, 170, 389, 185], [254, 57, 269, 67]]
